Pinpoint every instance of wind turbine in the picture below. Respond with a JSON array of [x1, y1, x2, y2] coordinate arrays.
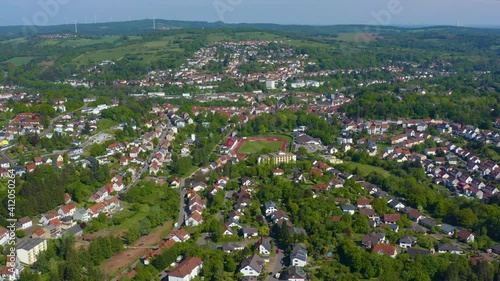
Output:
[[153, 16, 156, 30], [74, 19, 78, 33], [94, 13, 97, 24]]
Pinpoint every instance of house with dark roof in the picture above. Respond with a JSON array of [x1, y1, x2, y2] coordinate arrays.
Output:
[[457, 229, 475, 243], [399, 236, 417, 248], [492, 245, 500, 255], [437, 244, 463, 254], [362, 232, 386, 249], [242, 227, 259, 239], [440, 224, 456, 236], [264, 201, 278, 216], [290, 244, 308, 267], [256, 237, 272, 256], [407, 248, 432, 259], [341, 204, 355, 215], [388, 199, 405, 211], [280, 266, 306, 281], [239, 254, 265, 277], [419, 217, 439, 229]]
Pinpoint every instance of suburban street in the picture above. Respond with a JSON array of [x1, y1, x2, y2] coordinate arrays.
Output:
[[118, 129, 168, 195]]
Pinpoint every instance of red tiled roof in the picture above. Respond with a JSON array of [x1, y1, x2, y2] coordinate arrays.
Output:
[[373, 244, 397, 256], [60, 202, 76, 214], [383, 214, 400, 223], [169, 257, 203, 278]]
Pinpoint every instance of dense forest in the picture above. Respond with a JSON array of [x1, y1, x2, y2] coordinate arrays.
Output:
[[0, 161, 110, 225]]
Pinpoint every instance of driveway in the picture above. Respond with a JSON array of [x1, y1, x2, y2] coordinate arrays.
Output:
[[265, 246, 285, 281]]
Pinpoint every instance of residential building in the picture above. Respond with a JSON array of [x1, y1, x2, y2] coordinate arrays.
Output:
[[258, 152, 296, 165], [0, 227, 9, 246], [16, 216, 33, 230], [458, 230, 475, 243], [256, 237, 272, 256], [373, 244, 398, 258], [264, 201, 278, 216], [168, 257, 203, 281], [290, 244, 308, 267], [16, 239, 48, 265], [399, 236, 417, 248], [280, 266, 307, 281], [437, 244, 463, 255], [240, 254, 265, 277]]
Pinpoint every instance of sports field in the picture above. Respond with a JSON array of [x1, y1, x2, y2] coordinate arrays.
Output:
[[234, 137, 288, 154], [238, 140, 283, 154]]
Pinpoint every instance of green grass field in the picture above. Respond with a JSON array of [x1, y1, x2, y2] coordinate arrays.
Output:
[[238, 141, 283, 154], [0, 37, 27, 45], [98, 118, 118, 131], [72, 39, 183, 65], [344, 162, 391, 178], [2, 56, 34, 66]]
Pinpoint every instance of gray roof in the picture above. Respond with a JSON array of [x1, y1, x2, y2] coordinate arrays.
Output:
[[291, 244, 308, 262], [17, 238, 45, 251], [281, 266, 306, 280], [289, 226, 307, 236], [222, 242, 242, 252], [399, 236, 417, 244], [440, 224, 456, 233], [388, 199, 404, 208], [407, 248, 431, 258], [419, 217, 439, 228], [240, 254, 264, 272], [362, 232, 385, 247], [65, 225, 83, 237], [265, 200, 278, 210], [258, 237, 272, 251], [242, 227, 258, 234], [438, 243, 462, 252], [341, 204, 355, 211]]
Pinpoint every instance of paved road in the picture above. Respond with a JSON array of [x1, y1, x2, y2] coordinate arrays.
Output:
[[266, 243, 285, 281]]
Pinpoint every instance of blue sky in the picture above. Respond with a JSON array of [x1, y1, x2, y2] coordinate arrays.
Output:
[[0, 0, 498, 27]]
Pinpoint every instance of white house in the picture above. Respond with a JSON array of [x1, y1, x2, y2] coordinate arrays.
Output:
[[399, 236, 417, 248], [168, 257, 203, 281], [239, 254, 265, 276], [73, 208, 90, 222], [58, 202, 77, 218], [192, 182, 207, 192], [264, 200, 278, 216], [256, 237, 272, 256], [171, 229, 191, 243], [290, 244, 308, 267], [341, 205, 356, 215], [16, 216, 33, 230], [0, 227, 9, 246], [185, 213, 203, 227]]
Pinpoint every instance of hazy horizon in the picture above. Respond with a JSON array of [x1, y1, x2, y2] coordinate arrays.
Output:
[[0, 0, 499, 27]]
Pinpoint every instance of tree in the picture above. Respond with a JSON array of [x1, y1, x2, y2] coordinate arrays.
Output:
[[20, 270, 42, 281], [124, 225, 140, 245], [455, 208, 478, 228]]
